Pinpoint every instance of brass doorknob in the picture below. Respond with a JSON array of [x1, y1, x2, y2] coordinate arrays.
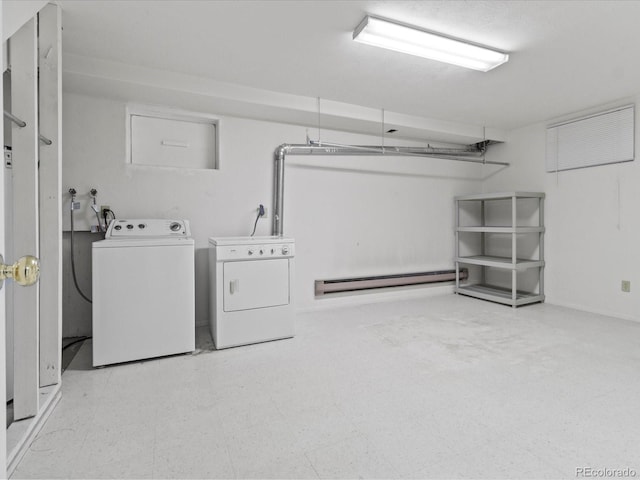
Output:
[[0, 254, 40, 288]]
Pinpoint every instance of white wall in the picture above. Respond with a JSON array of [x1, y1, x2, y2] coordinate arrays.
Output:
[[285, 153, 486, 307], [62, 92, 494, 335], [484, 102, 640, 321], [2, 0, 47, 42]]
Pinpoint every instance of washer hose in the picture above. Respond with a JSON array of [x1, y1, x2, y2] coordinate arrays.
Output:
[[70, 199, 92, 304]]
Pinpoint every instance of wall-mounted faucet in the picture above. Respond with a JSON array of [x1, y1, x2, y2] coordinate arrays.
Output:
[[68, 188, 80, 211], [89, 188, 99, 213]]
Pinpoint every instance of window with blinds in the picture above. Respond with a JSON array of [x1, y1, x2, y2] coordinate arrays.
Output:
[[546, 105, 634, 172]]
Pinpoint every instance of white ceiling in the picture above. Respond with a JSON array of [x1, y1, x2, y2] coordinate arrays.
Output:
[[56, 0, 640, 132]]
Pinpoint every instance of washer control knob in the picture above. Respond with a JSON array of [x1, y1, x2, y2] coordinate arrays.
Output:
[[281, 246, 289, 255], [259, 249, 264, 255], [270, 248, 275, 255], [138, 223, 146, 229], [126, 224, 134, 230], [170, 222, 181, 232], [248, 248, 254, 256], [114, 225, 122, 230]]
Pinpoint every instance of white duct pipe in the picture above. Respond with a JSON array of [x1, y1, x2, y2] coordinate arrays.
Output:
[[272, 140, 508, 236]]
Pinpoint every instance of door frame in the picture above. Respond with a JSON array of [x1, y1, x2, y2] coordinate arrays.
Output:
[[1, 2, 9, 473], [2, 2, 63, 476]]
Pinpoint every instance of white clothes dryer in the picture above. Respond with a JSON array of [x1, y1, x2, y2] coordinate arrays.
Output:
[[92, 219, 195, 367], [209, 236, 295, 349]]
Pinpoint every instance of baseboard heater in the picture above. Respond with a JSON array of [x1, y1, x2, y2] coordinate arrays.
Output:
[[315, 268, 468, 296]]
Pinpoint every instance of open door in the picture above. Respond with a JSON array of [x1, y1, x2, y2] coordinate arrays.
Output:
[[7, 15, 40, 423], [1, 9, 8, 473], [2, 2, 62, 475]]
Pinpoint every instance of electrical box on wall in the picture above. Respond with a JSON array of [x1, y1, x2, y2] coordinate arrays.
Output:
[[127, 105, 219, 170]]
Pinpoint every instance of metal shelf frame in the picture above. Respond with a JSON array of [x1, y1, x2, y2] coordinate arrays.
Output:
[[454, 192, 545, 308], [457, 226, 544, 233]]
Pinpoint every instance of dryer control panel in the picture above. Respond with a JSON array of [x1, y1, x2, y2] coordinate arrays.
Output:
[[215, 243, 295, 261], [106, 219, 191, 238], [210, 236, 295, 261]]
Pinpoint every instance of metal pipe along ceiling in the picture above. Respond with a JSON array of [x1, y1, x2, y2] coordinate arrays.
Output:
[[272, 140, 508, 236]]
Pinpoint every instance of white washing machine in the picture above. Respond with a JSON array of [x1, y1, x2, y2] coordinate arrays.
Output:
[[209, 236, 295, 349], [92, 219, 195, 367]]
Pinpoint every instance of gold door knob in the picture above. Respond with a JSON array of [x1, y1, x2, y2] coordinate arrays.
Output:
[[0, 254, 40, 288]]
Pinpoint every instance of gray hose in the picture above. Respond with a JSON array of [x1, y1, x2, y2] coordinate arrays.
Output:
[[70, 205, 92, 304]]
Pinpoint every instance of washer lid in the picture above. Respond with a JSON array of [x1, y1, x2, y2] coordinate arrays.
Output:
[[209, 236, 294, 246], [107, 219, 191, 238]]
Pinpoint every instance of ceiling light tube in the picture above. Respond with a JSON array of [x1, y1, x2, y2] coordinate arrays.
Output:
[[353, 16, 509, 72]]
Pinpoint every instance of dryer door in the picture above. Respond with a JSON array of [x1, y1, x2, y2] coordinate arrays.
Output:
[[223, 259, 290, 312]]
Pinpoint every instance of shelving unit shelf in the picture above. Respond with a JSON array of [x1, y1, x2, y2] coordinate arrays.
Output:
[[455, 192, 545, 308]]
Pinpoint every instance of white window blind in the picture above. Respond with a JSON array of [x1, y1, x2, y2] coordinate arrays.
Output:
[[546, 105, 634, 172]]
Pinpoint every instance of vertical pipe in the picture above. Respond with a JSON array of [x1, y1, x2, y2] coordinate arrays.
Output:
[[273, 146, 286, 236], [511, 195, 517, 307], [454, 199, 459, 292], [539, 196, 545, 300], [480, 199, 486, 285]]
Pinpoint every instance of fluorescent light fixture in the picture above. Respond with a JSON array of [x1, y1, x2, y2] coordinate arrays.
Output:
[[353, 16, 509, 72]]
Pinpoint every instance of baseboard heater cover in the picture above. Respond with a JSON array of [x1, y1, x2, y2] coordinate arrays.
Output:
[[315, 269, 468, 296]]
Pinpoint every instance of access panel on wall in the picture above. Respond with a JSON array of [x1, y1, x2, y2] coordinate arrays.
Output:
[[127, 105, 219, 170]]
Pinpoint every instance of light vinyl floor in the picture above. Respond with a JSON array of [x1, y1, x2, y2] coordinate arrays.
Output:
[[12, 294, 640, 479]]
